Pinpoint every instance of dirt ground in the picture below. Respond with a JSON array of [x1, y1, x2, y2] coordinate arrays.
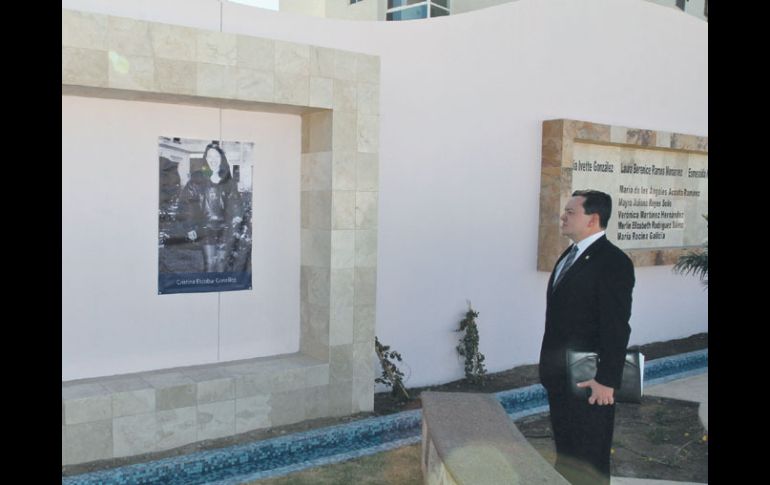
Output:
[[516, 394, 708, 482], [373, 332, 708, 414]]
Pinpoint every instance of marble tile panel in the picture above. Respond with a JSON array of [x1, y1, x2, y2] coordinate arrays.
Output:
[[332, 112, 357, 152], [108, 16, 152, 57], [275, 40, 310, 75], [355, 191, 378, 229], [269, 389, 306, 426], [196, 63, 237, 99], [356, 152, 379, 191], [574, 121, 610, 142], [142, 372, 195, 389], [197, 400, 236, 441], [151, 23, 197, 62], [331, 230, 355, 269], [156, 384, 197, 411], [301, 230, 331, 268], [155, 406, 197, 451], [235, 394, 271, 433], [236, 67, 274, 102], [237, 35, 274, 71], [270, 367, 307, 393], [356, 53, 380, 84], [333, 79, 357, 113], [65, 394, 112, 425], [334, 50, 357, 81], [113, 389, 156, 418], [311, 46, 336, 78], [306, 265, 331, 306], [154, 58, 197, 96], [355, 229, 378, 268], [65, 420, 113, 464], [332, 191, 356, 230], [62, 10, 107, 50], [656, 131, 672, 148], [310, 76, 333, 108], [327, 379, 353, 416], [300, 323, 330, 361], [302, 111, 333, 154], [330, 344, 353, 381], [357, 83, 379, 116], [301, 151, 333, 191], [304, 385, 330, 420], [333, 151, 357, 191], [671, 133, 698, 150], [541, 136, 562, 167], [113, 412, 157, 458], [234, 370, 273, 398], [330, 269, 355, 345], [353, 304, 376, 345], [354, 267, 377, 306], [197, 31, 237, 65], [304, 365, 331, 388], [62, 47, 107, 87], [352, 376, 374, 413], [62, 382, 110, 400], [627, 129, 656, 146], [357, 115, 379, 153], [108, 53, 154, 91], [301, 191, 332, 230], [274, 72, 309, 105], [197, 378, 235, 404], [610, 126, 628, 144]]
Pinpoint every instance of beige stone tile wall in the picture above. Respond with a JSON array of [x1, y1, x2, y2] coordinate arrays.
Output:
[[62, 7, 379, 466]]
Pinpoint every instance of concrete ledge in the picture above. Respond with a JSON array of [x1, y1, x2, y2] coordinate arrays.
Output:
[[421, 392, 569, 485], [62, 352, 328, 466]]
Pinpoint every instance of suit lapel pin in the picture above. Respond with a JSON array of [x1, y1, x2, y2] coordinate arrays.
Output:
[[585, 255, 590, 260]]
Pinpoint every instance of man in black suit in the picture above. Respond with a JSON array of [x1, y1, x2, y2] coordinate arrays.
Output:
[[539, 189, 635, 485]]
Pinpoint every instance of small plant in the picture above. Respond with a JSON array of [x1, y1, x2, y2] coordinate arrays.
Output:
[[673, 214, 708, 288], [375, 337, 410, 401], [456, 301, 487, 385]]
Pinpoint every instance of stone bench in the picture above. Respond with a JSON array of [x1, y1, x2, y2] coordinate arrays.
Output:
[[62, 352, 333, 467], [421, 392, 569, 485]]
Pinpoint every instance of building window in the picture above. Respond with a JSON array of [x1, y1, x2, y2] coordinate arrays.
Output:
[[386, 0, 449, 21], [350, 0, 364, 4]]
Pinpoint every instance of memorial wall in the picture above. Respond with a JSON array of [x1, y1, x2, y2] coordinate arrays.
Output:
[[538, 119, 708, 271]]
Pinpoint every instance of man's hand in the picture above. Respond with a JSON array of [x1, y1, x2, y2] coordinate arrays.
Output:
[[577, 379, 615, 405]]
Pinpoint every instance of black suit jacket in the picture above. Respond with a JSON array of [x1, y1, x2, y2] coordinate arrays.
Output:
[[539, 235, 635, 394]]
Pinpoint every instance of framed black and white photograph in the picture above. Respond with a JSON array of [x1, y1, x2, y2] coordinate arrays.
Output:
[[158, 136, 254, 294]]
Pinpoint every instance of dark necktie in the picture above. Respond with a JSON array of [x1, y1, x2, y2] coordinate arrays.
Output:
[[553, 245, 579, 288]]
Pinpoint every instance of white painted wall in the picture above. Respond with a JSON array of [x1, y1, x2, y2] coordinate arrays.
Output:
[[62, 97, 301, 380], [62, 0, 707, 387]]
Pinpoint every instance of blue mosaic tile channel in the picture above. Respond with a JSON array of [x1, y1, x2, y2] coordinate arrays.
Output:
[[63, 349, 706, 485]]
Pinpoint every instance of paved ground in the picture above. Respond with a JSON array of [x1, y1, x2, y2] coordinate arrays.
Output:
[[611, 372, 708, 485]]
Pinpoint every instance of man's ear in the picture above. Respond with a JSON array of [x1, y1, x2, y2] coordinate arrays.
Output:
[[588, 213, 600, 227]]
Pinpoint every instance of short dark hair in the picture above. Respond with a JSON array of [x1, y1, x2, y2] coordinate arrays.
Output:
[[572, 189, 612, 228]]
